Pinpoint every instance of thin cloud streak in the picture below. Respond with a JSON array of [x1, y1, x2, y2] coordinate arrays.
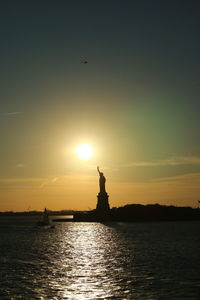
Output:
[[0, 112, 24, 116], [149, 172, 200, 183], [122, 156, 200, 168]]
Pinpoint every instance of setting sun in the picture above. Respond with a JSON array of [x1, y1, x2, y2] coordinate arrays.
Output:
[[76, 144, 93, 160]]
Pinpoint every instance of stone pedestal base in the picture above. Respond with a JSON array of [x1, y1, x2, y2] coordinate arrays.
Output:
[[96, 192, 110, 214]]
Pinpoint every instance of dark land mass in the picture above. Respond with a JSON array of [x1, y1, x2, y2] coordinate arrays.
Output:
[[1, 204, 200, 222], [111, 204, 200, 222], [74, 204, 200, 222]]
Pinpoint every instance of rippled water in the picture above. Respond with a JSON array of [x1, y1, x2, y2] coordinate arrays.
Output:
[[0, 217, 200, 299]]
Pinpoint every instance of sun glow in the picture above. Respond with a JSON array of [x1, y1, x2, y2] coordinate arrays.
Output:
[[76, 144, 93, 160]]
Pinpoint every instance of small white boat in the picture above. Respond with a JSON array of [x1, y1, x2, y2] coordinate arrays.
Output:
[[36, 208, 54, 228]]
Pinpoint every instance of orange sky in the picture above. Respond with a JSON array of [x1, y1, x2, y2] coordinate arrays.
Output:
[[1, 168, 200, 211]]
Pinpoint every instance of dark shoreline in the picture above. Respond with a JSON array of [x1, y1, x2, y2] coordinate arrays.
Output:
[[1, 204, 199, 222]]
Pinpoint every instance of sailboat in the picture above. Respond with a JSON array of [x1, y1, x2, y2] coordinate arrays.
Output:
[[36, 208, 54, 228]]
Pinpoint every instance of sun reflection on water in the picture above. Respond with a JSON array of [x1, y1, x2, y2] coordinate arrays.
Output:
[[47, 222, 133, 300]]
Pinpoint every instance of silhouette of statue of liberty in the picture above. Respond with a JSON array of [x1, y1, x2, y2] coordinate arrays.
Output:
[[96, 166, 110, 218]]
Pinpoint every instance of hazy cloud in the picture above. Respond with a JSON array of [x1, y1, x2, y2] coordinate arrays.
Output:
[[124, 156, 200, 167], [40, 174, 96, 188], [0, 112, 24, 116], [0, 177, 44, 191], [40, 177, 59, 188], [16, 163, 25, 168], [0, 177, 43, 183]]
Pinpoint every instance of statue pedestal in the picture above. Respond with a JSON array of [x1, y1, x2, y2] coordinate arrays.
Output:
[[96, 192, 110, 215]]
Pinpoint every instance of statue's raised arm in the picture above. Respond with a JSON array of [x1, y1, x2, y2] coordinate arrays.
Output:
[[97, 166, 100, 175]]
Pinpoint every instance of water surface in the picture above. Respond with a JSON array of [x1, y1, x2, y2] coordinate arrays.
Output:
[[0, 217, 200, 299]]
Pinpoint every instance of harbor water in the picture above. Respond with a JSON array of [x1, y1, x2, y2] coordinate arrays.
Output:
[[0, 217, 200, 299]]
